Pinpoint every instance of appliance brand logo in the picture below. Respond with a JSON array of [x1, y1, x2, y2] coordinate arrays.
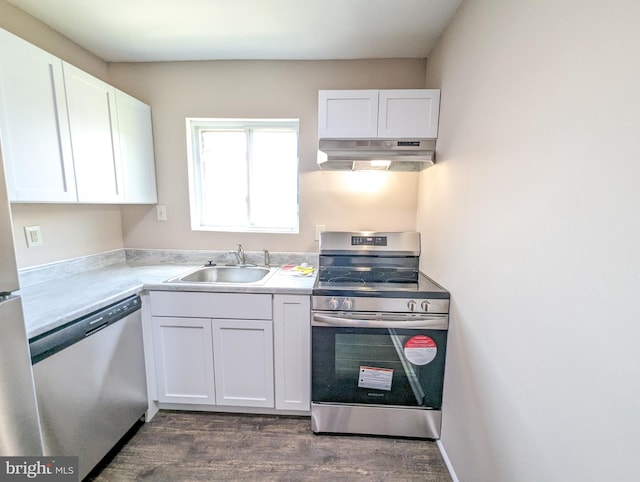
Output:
[[0, 457, 77, 481], [367, 393, 385, 397]]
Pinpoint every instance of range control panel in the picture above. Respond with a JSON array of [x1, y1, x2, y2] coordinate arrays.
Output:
[[311, 296, 450, 314], [351, 235, 387, 247]]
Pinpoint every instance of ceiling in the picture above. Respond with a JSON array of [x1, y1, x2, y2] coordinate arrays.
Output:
[[6, 0, 462, 62]]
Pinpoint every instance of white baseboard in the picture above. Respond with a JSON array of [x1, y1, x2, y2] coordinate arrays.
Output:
[[437, 439, 460, 482]]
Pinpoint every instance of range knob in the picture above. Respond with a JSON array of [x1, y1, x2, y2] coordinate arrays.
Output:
[[421, 300, 431, 312], [329, 298, 339, 310], [342, 298, 353, 310], [407, 300, 417, 312]]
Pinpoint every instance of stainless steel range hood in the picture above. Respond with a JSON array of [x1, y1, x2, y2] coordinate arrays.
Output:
[[317, 139, 436, 172]]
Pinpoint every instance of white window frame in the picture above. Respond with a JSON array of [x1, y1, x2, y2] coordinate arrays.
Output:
[[186, 118, 300, 233]]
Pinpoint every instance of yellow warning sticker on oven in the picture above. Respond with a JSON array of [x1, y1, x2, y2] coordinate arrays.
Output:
[[404, 335, 437, 365], [358, 366, 393, 391]]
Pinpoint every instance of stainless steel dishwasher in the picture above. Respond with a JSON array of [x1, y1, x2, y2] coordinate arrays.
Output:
[[29, 295, 147, 480]]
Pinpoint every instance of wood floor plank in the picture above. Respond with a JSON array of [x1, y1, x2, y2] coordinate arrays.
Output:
[[87, 411, 452, 481]]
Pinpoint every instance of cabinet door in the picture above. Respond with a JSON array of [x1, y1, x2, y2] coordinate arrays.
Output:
[[273, 295, 310, 411], [152, 316, 215, 405], [64, 62, 123, 203], [212, 319, 274, 408], [318, 90, 379, 138], [0, 29, 76, 202], [378, 89, 440, 138], [115, 90, 158, 204]]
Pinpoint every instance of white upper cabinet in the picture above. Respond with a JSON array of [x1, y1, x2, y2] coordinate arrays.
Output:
[[64, 63, 123, 203], [115, 90, 158, 204], [0, 29, 76, 202], [378, 89, 440, 138], [318, 89, 440, 139], [318, 90, 379, 138], [0, 28, 158, 204]]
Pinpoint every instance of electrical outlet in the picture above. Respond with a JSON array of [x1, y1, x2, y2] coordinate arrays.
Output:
[[24, 226, 43, 247], [314, 224, 326, 241], [156, 205, 168, 221]]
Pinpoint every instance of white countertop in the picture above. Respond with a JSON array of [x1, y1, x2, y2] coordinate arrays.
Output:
[[20, 262, 316, 339]]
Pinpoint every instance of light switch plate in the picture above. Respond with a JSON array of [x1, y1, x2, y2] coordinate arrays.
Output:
[[314, 224, 326, 241], [25, 225, 43, 247], [156, 205, 168, 221]]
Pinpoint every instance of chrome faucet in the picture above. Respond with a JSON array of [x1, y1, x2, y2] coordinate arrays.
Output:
[[235, 244, 245, 265], [263, 249, 270, 268]]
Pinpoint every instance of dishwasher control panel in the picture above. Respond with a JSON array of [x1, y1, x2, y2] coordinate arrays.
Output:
[[29, 295, 141, 364]]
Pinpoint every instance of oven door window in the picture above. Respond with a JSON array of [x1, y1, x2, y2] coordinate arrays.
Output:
[[312, 327, 447, 408]]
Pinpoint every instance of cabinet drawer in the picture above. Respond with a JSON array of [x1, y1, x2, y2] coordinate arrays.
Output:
[[150, 291, 272, 319]]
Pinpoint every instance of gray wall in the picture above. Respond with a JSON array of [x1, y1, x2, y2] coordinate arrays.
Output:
[[109, 59, 426, 254], [419, 0, 640, 480]]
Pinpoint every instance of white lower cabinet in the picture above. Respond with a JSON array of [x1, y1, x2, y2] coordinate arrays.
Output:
[[148, 291, 310, 413], [152, 316, 216, 404], [273, 295, 311, 411], [212, 319, 274, 407]]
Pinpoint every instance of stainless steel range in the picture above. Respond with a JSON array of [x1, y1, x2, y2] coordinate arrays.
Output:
[[311, 231, 450, 439]]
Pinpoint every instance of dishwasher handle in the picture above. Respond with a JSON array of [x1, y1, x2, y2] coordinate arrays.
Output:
[[85, 320, 109, 337]]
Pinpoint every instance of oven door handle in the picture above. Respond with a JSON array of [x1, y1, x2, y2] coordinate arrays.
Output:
[[312, 313, 448, 330]]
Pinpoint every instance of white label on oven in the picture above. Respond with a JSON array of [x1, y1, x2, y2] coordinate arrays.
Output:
[[404, 335, 437, 365], [358, 366, 393, 391]]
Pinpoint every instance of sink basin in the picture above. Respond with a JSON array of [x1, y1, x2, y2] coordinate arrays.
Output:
[[167, 266, 275, 284]]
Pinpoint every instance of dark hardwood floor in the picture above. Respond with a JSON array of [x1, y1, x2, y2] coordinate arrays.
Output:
[[87, 411, 452, 481]]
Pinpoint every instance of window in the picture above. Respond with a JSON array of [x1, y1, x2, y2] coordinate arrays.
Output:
[[186, 118, 299, 233]]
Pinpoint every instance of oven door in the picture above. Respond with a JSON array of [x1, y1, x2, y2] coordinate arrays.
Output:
[[312, 312, 448, 409]]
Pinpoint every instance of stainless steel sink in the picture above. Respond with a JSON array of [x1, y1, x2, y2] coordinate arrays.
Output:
[[166, 265, 276, 284]]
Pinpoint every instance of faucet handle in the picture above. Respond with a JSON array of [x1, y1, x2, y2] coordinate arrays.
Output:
[[263, 249, 270, 268]]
